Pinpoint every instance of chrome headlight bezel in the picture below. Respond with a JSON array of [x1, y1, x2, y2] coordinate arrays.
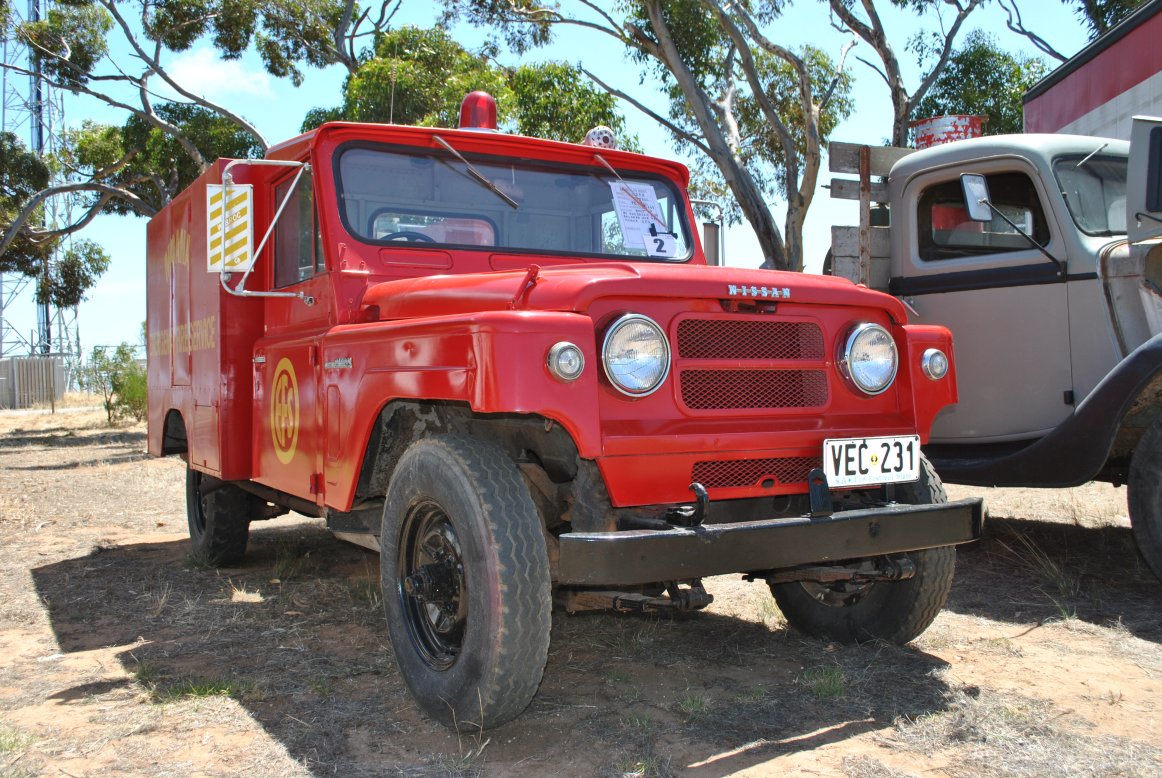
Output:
[[840, 322, 899, 396], [921, 348, 949, 381], [546, 341, 585, 382], [601, 313, 671, 397]]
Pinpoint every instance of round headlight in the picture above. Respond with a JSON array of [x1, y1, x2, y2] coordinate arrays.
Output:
[[547, 341, 585, 382], [602, 314, 671, 397], [921, 348, 949, 381], [842, 323, 898, 395]]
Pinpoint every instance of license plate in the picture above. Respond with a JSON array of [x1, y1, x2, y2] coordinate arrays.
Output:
[[823, 435, 920, 488]]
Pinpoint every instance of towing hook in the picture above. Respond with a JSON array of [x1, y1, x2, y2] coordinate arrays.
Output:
[[688, 482, 709, 526], [807, 468, 833, 517]]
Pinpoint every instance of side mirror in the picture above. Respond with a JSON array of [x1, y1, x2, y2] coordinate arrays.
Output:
[[690, 198, 724, 266], [960, 173, 993, 222], [1128, 116, 1162, 243], [702, 220, 721, 266]]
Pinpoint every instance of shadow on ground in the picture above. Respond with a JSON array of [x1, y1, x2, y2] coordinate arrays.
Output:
[[29, 521, 959, 776], [0, 427, 146, 450], [946, 514, 1162, 641]]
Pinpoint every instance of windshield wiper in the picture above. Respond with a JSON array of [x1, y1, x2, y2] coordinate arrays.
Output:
[[432, 134, 519, 209], [1076, 142, 1110, 168]]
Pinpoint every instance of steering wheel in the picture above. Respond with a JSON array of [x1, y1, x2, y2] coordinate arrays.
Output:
[[381, 231, 436, 243]]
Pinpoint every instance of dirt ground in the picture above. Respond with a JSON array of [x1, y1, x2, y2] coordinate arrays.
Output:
[[1, 409, 1160, 778]]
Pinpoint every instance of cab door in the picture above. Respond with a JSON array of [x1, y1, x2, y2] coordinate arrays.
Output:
[[891, 163, 1072, 444], [254, 167, 332, 502]]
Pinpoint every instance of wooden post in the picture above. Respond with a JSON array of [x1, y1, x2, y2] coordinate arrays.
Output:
[[858, 146, 872, 287]]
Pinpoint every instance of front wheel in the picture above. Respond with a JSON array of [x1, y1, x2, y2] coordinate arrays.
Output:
[[769, 454, 956, 644], [1128, 416, 1162, 581], [380, 436, 552, 731]]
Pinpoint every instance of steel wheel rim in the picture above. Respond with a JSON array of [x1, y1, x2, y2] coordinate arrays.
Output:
[[397, 500, 467, 670]]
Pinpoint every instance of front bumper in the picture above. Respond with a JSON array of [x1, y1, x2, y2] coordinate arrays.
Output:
[[556, 498, 984, 586]]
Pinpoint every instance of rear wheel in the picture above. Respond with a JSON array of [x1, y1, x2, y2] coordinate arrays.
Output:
[[380, 435, 551, 731], [185, 469, 259, 566], [1128, 416, 1162, 581], [770, 454, 956, 644]]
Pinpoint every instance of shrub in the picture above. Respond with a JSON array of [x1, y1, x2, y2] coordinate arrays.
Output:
[[85, 343, 146, 424]]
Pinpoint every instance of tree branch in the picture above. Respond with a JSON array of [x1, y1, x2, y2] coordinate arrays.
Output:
[[99, 0, 269, 152], [711, 0, 822, 269], [820, 36, 858, 110], [580, 67, 711, 155], [909, 0, 982, 108], [1, 183, 157, 258], [639, 0, 786, 267], [998, 0, 1067, 62]]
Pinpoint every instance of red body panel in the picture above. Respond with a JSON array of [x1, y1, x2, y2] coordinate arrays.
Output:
[[1024, 8, 1162, 134], [147, 121, 959, 514], [147, 161, 267, 479]]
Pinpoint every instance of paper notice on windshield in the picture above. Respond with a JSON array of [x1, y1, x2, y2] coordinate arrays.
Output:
[[609, 181, 677, 257]]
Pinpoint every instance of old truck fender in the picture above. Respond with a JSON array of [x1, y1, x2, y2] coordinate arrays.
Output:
[[320, 310, 605, 512], [927, 331, 1162, 487]]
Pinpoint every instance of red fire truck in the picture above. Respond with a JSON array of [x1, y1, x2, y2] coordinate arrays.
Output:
[[146, 93, 982, 730]]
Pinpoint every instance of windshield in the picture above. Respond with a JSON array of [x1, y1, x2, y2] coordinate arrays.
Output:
[[1052, 153, 1128, 236], [336, 143, 693, 261]]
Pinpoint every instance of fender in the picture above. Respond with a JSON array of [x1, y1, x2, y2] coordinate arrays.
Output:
[[319, 309, 603, 511], [927, 331, 1162, 487]]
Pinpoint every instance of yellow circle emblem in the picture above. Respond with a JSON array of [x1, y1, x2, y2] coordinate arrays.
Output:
[[271, 357, 299, 465]]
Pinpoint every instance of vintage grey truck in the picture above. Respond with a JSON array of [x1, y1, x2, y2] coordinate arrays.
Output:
[[828, 116, 1162, 580]]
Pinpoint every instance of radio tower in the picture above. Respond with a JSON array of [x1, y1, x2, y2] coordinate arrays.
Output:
[[1, 0, 82, 383]]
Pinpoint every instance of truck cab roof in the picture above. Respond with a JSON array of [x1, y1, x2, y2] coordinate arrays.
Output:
[[890, 133, 1130, 182]]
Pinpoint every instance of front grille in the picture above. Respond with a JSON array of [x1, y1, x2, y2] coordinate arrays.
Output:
[[673, 317, 829, 412], [680, 369, 828, 410], [692, 456, 820, 489], [676, 320, 824, 360]]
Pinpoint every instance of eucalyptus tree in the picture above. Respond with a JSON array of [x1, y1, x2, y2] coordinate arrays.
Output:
[[827, 0, 986, 148], [444, 0, 854, 272], [0, 0, 399, 264], [302, 25, 634, 147], [913, 29, 1046, 136]]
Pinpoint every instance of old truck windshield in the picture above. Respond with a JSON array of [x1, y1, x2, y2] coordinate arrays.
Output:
[[336, 144, 693, 261], [1053, 154, 1128, 237]]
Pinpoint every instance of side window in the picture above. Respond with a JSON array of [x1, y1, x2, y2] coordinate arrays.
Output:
[[274, 170, 321, 287], [917, 172, 1049, 261]]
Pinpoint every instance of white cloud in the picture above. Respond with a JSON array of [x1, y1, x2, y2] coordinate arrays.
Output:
[[164, 48, 274, 103]]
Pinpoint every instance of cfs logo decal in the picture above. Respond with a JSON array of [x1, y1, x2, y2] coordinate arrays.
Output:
[[271, 358, 299, 465]]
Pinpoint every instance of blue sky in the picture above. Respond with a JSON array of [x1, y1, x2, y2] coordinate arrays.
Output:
[[4, 1, 1092, 350]]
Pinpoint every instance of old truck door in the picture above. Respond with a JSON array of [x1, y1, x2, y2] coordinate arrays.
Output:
[[253, 165, 332, 503], [890, 160, 1072, 444]]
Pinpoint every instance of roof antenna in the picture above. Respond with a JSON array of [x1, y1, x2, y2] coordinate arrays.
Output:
[[389, 36, 398, 124]]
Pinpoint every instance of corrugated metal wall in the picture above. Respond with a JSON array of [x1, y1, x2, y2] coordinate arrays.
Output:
[[0, 357, 65, 409]]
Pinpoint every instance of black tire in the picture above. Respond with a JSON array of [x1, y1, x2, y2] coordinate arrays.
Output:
[[380, 435, 552, 731], [770, 454, 956, 644], [1129, 416, 1162, 581], [185, 468, 257, 566]]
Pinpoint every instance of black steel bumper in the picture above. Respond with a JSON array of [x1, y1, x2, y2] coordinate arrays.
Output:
[[556, 498, 984, 586]]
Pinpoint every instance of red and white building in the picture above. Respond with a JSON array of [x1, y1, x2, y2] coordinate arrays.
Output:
[[1024, 0, 1162, 138]]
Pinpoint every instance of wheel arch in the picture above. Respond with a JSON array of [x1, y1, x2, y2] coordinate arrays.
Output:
[[930, 331, 1162, 487], [349, 399, 583, 513], [1103, 366, 1162, 481], [162, 408, 188, 456]]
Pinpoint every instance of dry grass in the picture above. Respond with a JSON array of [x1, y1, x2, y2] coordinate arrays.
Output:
[[887, 688, 1162, 777]]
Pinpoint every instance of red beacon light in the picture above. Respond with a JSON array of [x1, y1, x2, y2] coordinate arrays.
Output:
[[459, 91, 498, 131]]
